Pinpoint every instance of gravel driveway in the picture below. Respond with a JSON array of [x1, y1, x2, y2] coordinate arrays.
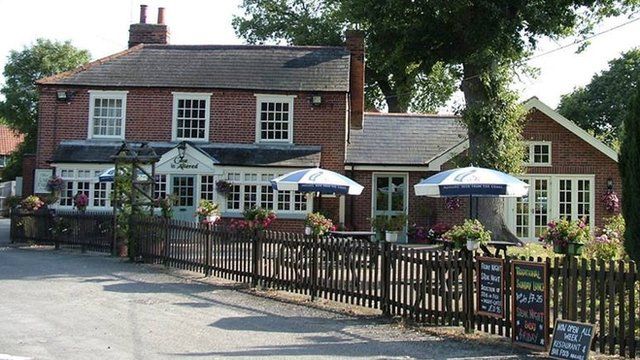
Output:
[[0, 227, 533, 359]]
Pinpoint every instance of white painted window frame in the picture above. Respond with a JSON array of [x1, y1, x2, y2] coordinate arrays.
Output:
[[220, 166, 311, 219], [254, 94, 296, 144], [52, 164, 114, 211], [171, 92, 212, 142], [523, 141, 552, 167], [87, 90, 128, 140], [505, 174, 595, 242], [370, 172, 409, 230]]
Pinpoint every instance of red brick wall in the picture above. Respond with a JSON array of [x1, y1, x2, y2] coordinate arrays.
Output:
[[36, 85, 347, 233], [522, 108, 621, 228], [347, 170, 468, 231], [347, 108, 620, 232], [36, 86, 347, 172]]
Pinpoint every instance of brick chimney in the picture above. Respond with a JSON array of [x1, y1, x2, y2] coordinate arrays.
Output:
[[128, 5, 170, 48], [346, 30, 365, 130]]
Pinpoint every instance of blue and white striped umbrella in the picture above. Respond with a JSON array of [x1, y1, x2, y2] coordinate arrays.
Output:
[[414, 166, 529, 198], [271, 168, 364, 195]]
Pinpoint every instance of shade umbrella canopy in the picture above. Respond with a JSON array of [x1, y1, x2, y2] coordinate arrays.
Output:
[[98, 168, 116, 182], [414, 166, 529, 198], [271, 168, 364, 195]]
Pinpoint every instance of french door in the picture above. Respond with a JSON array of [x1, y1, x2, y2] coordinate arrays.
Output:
[[372, 173, 408, 240], [508, 175, 594, 242]]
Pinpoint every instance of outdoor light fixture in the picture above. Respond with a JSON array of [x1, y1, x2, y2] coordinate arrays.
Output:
[[311, 95, 322, 106], [607, 178, 614, 190], [177, 142, 187, 160], [56, 90, 74, 102]]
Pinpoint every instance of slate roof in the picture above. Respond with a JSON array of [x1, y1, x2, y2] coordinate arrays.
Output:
[[51, 140, 321, 168], [346, 113, 467, 165], [0, 125, 24, 155], [37, 44, 350, 92]]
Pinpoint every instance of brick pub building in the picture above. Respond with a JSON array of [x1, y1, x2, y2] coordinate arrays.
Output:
[[31, 5, 621, 241]]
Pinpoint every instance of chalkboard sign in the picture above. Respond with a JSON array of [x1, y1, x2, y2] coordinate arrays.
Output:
[[549, 320, 595, 360], [476, 257, 505, 318], [511, 260, 549, 350]]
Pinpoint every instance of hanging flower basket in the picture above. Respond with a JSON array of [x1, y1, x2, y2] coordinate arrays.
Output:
[[46, 176, 65, 192], [215, 180, 234, 196]]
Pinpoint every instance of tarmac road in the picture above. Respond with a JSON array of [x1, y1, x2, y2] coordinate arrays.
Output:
[[0, 220, 532, 360]]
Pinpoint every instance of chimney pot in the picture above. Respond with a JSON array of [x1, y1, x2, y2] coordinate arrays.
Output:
[[139, 4, 148, 24], [157, 7, 165, 25]]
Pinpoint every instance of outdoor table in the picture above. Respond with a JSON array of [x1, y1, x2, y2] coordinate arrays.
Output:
[[481, 241, 518, 257], [328, 231, 375, 242]]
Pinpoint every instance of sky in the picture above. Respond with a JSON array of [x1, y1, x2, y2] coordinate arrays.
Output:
[[0, 0, 638, 111]]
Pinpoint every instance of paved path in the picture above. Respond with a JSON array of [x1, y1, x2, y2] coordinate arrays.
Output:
[[0, 243, 534, 359]]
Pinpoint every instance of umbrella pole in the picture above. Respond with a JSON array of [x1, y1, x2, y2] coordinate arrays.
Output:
[[469, 195, 473, 219]]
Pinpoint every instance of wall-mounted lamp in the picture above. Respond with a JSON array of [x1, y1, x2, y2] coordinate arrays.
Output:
[[56, 90, 74, 102], [607, 178, 614, 191], [311, 95, 322, 107], [177, 142, 187, 160]]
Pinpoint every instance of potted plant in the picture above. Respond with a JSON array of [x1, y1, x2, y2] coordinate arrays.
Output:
[[443, 219, 491, 251], [229, 207, 277, 235], [153, 195, 175, 219], [46, 176, 65, 193], [195, 199, 220, 224], [370, 216, 388, 242], [385, 214, 407, 243], [21, 195, 45, 213], [539, 218, 590, 256], [215, 180, 234, 197], [304, 212, 336, 236], [426, 222, 451, 244], [73, 192, 89, 213]]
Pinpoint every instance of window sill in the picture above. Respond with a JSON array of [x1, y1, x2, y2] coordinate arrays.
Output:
[[221, 211, 307, 220]]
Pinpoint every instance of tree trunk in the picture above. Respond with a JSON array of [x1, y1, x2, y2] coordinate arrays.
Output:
[[461, 61, 521, 244]]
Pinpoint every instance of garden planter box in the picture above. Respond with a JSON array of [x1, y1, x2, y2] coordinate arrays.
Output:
[[567, 243, 584, 256]]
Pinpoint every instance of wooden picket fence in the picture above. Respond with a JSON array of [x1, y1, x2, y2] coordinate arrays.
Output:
[[8, 212, 640, 357], [10, 210, 113, 252]]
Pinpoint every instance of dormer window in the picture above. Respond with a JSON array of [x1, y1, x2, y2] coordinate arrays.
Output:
[[523, 141, 551, 166], [88, 90, 128, 139], [255, 94, 295, 143], [172, 92, 211, 141]]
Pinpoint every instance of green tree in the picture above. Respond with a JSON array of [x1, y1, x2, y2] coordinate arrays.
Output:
[[619, 87, 640, 261], [232, 0, 459, 113], [558, 48, 640, 147], [238, 0, 636, 239], [0, 39, 90, 181]]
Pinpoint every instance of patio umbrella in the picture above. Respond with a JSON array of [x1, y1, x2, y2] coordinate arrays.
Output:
[[270, 168, 364, 195], [98, 168, 116, 182], [413, 166, 529, 218]]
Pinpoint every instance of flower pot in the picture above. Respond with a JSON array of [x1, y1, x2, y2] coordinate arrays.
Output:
[[385, 231, 399, 242], [304, 226, 312, 236], [117, 241, 129, 258], [553, 244, 566, 254], [466, 239, 479, 251], [374, 231, 384, 242], [567, 243, 584, 256], [206, 215, 220, 224]]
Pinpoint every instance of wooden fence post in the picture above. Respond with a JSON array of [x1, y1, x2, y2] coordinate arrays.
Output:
[[205, 223, 212, 276], [380, 241, 391, 316], [163, 218, 170, 266], [310, 236, 318, 301], [251, 230, 260, 287], [463, 250, 475, 333]]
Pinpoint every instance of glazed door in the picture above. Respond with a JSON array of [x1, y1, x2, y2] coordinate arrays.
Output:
[[512, 177, 549, 241], [372, 174, 408, 241], [172, 175, 196, 222]]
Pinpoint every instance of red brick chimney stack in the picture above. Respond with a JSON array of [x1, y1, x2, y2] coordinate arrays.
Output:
[[128, 5, 170, 48], [139, 4, 148, 23], [157, 7, 165, 25], [346, 30, 365, 130]]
